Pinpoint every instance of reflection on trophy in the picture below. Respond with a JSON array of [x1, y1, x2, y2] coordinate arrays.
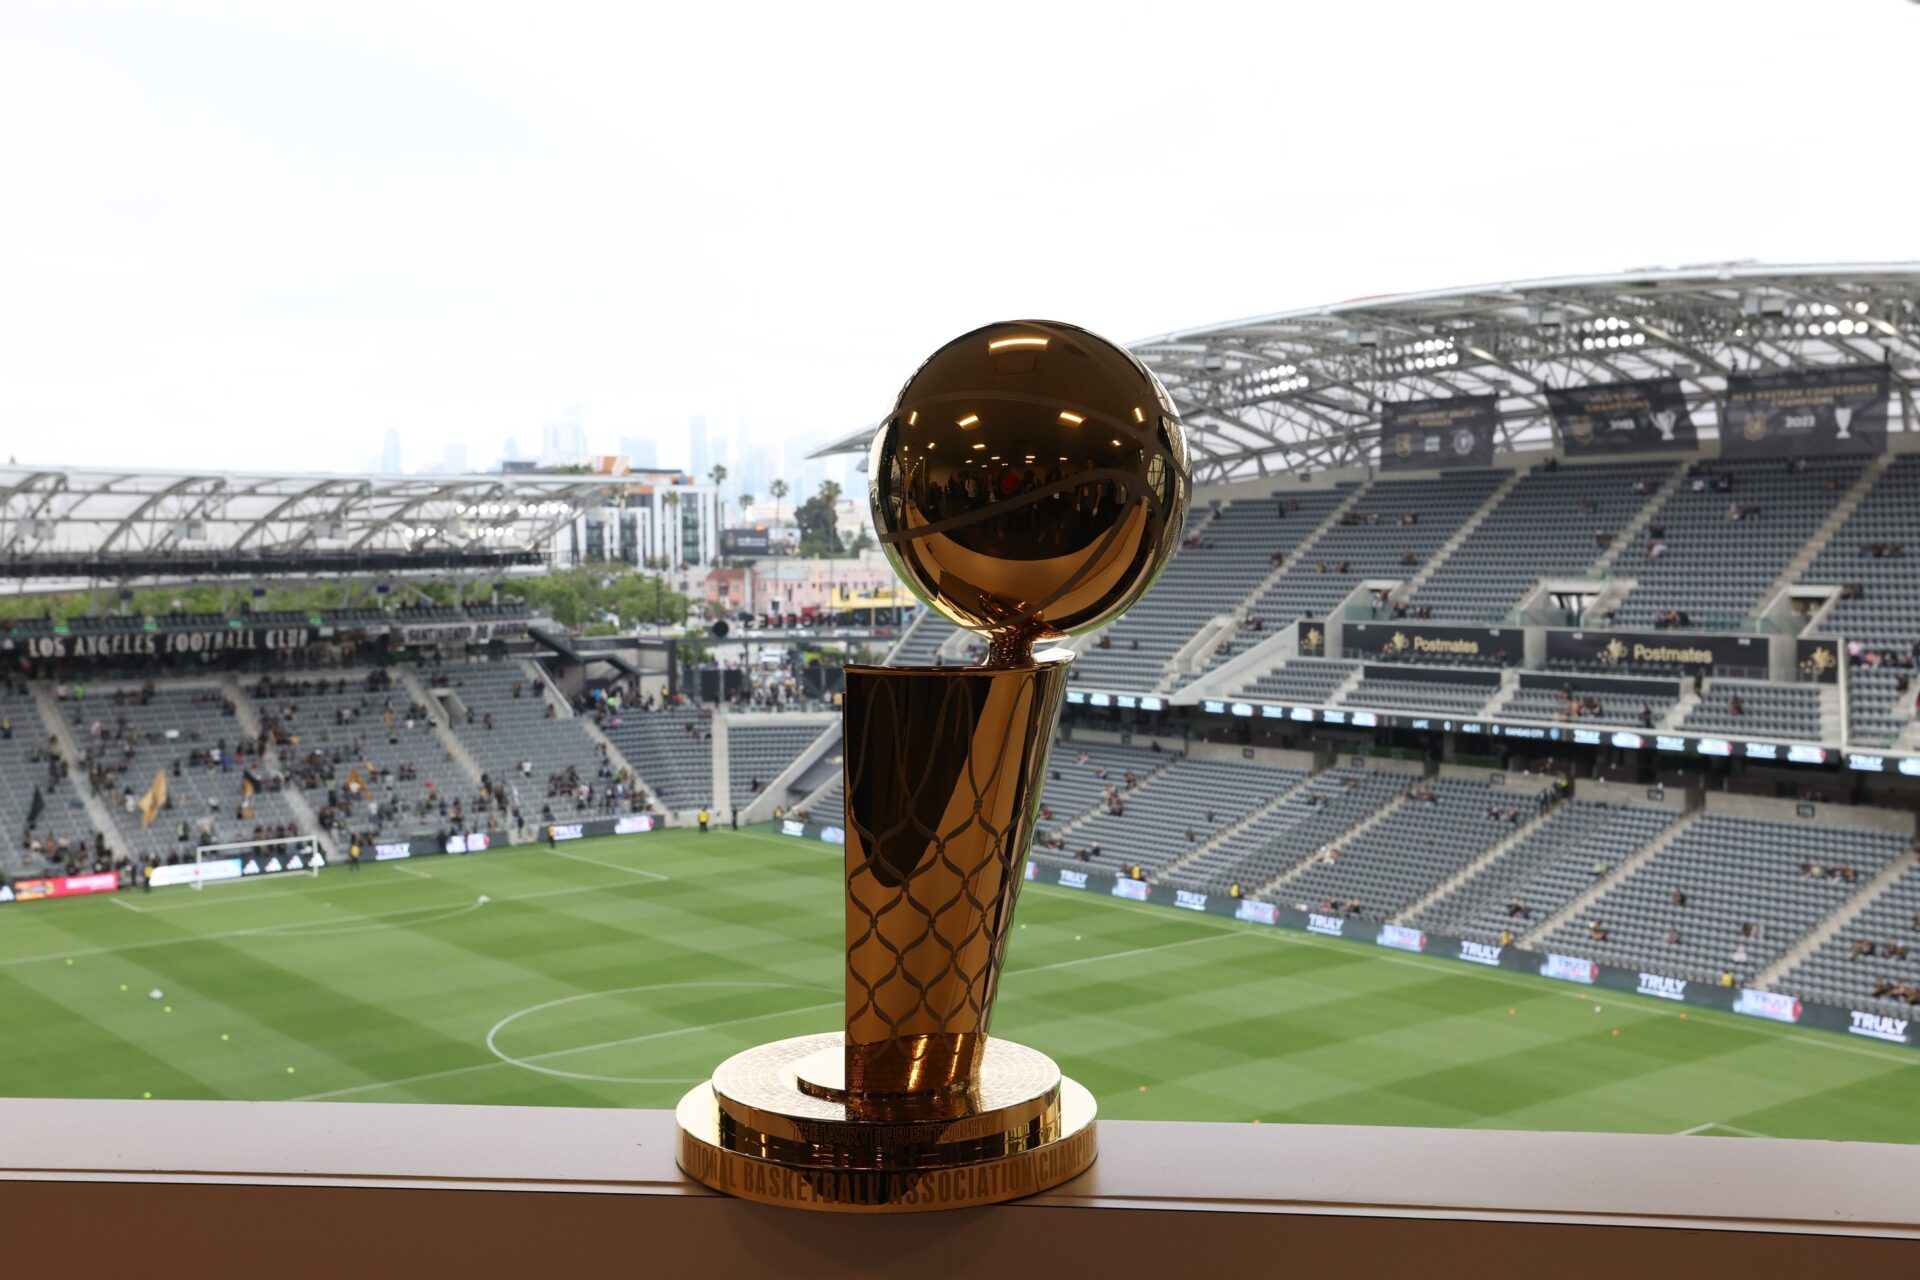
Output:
[[1835, 404, 1855, 440], [1652, 409, 1678, 442], [675, 320, 1190, 1212]]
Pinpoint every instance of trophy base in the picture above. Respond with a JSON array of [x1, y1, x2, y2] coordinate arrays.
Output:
[[674, 1032, 1097, 1213]]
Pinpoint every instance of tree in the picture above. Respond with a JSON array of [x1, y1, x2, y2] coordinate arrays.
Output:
[[794, 479, 845, 557], [738, 492, 755, 520], [768, 478, 790, 553]]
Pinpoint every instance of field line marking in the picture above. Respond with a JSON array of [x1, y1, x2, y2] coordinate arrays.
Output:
[[548, 848, 669, 882], [1676, 1122, 1767, 1138], [0, 880, 658, 969], [1026, 884, 1920, 1072], [108, 897, 145, 913], [303, 928, 1243, 1100], [393, 864, 433, 880]]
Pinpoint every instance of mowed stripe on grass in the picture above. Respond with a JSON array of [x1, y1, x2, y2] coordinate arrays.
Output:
[[0, 826, 1917, 1142]]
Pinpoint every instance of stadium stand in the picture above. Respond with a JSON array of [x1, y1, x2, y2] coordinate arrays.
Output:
[[1681, 678, 1827, 741], [0, 685, 102, 879], [252, 671, 496, 845], [1203, 470, 1508, 670], [434, 662, 637, 822], [601, 704, 716, 813], [1411, 460, 1677, 620], [1339, 671, 1499, 716], [1161, 764, 1408, 896], [1237, 657, 1358, 704], [1037, 754, 1293, 878], [1277, 777, 1533, 921], [1409, 800, 1678, 943], [728, 719, 827, 809], [1499, 680, 1677, 729], [1609, 458, 1868, 629], [1783, 857, 1920, 1014], [61, 682, 305, 865], [1538, 813, 1912, 986], [1072, 492, 1345, 689]]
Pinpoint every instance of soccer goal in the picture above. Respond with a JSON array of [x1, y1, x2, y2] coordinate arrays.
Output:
[[188, 833, 330, 884]]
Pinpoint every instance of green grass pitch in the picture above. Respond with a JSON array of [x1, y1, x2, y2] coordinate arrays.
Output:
[[3, 825, 1917, 1143]]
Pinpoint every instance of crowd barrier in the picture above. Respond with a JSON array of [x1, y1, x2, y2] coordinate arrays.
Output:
[[768, 820, 1919, 1052]]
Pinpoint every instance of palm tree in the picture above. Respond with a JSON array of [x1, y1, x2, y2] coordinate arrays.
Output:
[[768, 478, 789, 552], [738, 492, 755, 521]]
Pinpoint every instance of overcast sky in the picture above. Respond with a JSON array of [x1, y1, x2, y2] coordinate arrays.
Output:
[[2, 0, 1915, 477]]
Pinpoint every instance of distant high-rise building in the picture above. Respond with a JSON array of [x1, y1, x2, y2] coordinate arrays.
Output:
[[619, 435, 659, 469], [380, 427, 402, 474], [541, 405, 588, 467], [688, 415, 710, 478], [502, 437, 523, 462]]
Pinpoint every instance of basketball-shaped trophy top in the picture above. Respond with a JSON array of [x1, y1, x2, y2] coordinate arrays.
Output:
[[869, 320, 1191, 661]]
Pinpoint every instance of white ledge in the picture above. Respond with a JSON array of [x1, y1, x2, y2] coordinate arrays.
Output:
[[1, 1099, 1916, 1274]]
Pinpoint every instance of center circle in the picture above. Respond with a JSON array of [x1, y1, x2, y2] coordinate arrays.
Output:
[[484, 981, 836, 1084]]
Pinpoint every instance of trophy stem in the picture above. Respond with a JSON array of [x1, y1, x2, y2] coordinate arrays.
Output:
[[841, 655, 1069, 1110]]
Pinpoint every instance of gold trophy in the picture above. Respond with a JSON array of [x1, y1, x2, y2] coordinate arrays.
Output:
[[676, 320, 1189, 1212]]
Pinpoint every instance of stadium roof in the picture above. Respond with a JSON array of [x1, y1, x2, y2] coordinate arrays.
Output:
[[0, 466, 635, 588], [812, 263, 1920, 485]]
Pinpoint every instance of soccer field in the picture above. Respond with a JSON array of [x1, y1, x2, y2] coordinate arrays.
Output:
[[4, 825, 1918, 1143]]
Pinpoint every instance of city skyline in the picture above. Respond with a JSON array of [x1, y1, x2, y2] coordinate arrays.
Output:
[[4, 3, 1916, 477]]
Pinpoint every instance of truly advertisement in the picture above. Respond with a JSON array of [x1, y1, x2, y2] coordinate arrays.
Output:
[[1173, 889, 1208, 912], [1546, 377, 1699, 455], [1458, 939, 1503, 966], [1849, 1011, 1911, 1044], [1540, 953, 1599, 985], [1637, 972, 1688, 1002], [1056, 868, 1089, 890], [1722, 363, 1890, 459], [1306, 912, 1346, 937], [1733, 988, 1804, 1025], [1379, 394, 1498, 471], [1375, 924, 1427, 953]]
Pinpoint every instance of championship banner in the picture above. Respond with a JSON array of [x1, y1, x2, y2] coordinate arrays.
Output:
[[1721, 364, 1890, 458], [1345, 622, 1518, 666], [1546, 377, 1698, 455], [1379, 395, 1498, 471], [1546, 628, 1768, 675]]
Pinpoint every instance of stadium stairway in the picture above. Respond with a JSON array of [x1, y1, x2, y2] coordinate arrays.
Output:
[[1752, 451, 1896, 623], [1658, 686, 1702, 731], [1391, 793, 1564, 927], [1588, 463, 1687, 576], [1751, 847, 1920, 993], [1151, 764, 1320, 886], [225, 675, 335, 857], [1393, 466, 1529, 602], [1173, 483, 1371, 690], [574, 710, 656, 814], [397, 669, 496, 829], [1519, 806, 1704, 946], [28, 681, 131, 861], [1044, 749, 1182, 841], [1248, 779, 1413, 903], [741, 719, 840, 824]]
